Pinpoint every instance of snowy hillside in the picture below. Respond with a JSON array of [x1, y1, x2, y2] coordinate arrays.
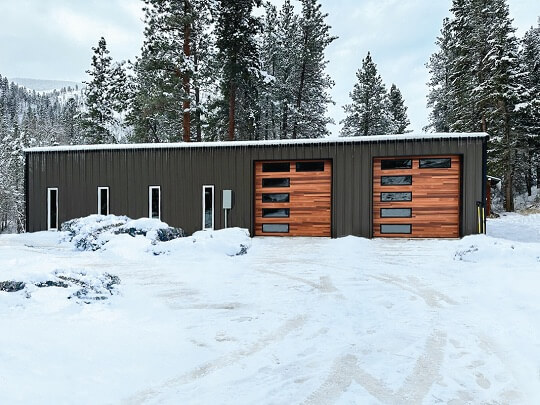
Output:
[[1, 214, 540, 404], [9, 77, 82, 92]]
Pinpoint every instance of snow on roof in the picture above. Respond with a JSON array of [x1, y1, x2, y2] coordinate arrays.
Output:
[[24, 132, 489, 153]]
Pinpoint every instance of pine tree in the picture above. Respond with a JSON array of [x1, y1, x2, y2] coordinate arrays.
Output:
[[291, 0, 336, 139], [81, 37, 118, 144], [516, 21, 540, 193], [257, 0, 302, 140], [62, 98, 81, 144], [214, 0, 262, 141], [426, 0, 526, 211], [425, 18, 454, 132], [341, 52, 391, 136], [258, 2, 279, 140], [387, 84, 410, 133], [129, 0, 214, 142]]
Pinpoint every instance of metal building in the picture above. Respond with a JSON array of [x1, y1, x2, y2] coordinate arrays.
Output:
[[24, 133, 488, 238]]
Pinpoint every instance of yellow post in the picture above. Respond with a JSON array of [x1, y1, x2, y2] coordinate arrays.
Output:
[[477, 205, 481, 233]]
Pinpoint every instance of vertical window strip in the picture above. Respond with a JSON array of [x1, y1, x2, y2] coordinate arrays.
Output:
[[202, 185, 214, 230], [148, 186, 161, 220]]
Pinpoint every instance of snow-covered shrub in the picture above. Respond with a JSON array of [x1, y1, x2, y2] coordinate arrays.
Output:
[[61, 215, 185, 251], [56, 270, 120, 303], [186, 228, 251, 257], [116, 218, 185, 242], [61, 215, 130, 251]]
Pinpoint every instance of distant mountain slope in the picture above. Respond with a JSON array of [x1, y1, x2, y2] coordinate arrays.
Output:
[[9, 77, 83, 92]]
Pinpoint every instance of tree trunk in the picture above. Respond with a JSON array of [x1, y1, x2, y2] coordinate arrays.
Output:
[[292, 27, 309, 140], [292, 60, 307, 140], [537, 165, 540, 189], [192, 28, 201, 142], [282, 103, 288, 139], [504, 171, 514, 212], [501, 99, 514, 212], [526, 146, 533, 197], [228, 81, 236, 141], [182, 0, 191, 143], [264, 99, 269, 140]]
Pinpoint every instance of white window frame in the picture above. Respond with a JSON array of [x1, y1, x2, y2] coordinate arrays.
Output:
[[148, 186, 161, 220], [97, 187, 110, 216], [202, 185, 215, 230], [47, 187, 58, 231]]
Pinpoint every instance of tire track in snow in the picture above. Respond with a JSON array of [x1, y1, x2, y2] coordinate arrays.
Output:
[[126, 314, 307, 405], [370, 274, 457, 307], [303, 330, 447, 405], [256, 269, 338, 293]]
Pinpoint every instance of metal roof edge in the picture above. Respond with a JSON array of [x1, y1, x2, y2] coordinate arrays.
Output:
[[24, 132, 489, 153]]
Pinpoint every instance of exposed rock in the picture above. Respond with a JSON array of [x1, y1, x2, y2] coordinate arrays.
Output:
[[0, 281, 25, 292], [35, 280, 69, 288]]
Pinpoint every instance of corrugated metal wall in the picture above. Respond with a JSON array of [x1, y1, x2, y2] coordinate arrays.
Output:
[[26, 136, 486, 237]]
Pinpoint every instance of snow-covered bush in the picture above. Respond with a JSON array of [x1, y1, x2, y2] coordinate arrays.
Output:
[[61, 215, 130, 251], [61, 215, 185, 251]]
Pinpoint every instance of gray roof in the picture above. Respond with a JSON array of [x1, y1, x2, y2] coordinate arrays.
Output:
[[24, 132, 489, 153]]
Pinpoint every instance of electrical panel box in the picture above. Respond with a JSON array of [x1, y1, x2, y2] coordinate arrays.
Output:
[[222, 190, 233, 209]]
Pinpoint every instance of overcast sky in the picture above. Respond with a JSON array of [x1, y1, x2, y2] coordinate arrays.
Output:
[[0, 0, 538, 135]]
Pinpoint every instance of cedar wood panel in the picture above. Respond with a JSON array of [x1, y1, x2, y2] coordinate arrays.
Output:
[[373, 156, 461, 238], [254, 160, 332, 236], [25, 136, 486, 238]]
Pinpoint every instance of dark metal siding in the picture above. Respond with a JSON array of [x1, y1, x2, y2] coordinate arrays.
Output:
[[25, 136, 487, 237]]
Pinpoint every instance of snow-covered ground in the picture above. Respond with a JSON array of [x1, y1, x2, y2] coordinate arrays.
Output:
[[1, 214, 540, 404]]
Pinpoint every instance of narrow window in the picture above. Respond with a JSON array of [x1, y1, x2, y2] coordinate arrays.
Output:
[[380, 208, 412, 218], [149, 186, 161, 220], [296, 161, 324, 172], [381, 176, 412, 186], [380, 192, 412, 202], [47, 188, 58, 231], [262, 208, 290, 218], [262, 223, 289, 233], [97, 187, 109, 215], [262, 162, 290, 172], [380, 224, 412, 234], [381, 159, 412, 170], [202, 185, 214, 230], [419, 158, 451, 169], [262, 193, 290, 203], [262, 178, 290, 188]]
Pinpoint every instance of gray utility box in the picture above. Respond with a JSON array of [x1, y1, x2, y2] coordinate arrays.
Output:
[[222, 190, 233, 209]]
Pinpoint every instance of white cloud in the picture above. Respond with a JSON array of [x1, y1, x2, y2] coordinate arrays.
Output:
[[50, 8, 134, 46]]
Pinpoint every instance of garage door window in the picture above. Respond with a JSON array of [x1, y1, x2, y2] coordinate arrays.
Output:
[[380, 224, 412, 234], [262, 193, 290, 203], [419, 158, 451, 168], [380, 208, 412, 218], [262, 223, 289, 233], [381, 176, 412, 186], [262, 178, 290, 188], [296, 161, 324, 172], [262, 208, 290, 218], [262, 162, 290, 172], [381, 192, 412, 202], [381, 159, 412, 170]]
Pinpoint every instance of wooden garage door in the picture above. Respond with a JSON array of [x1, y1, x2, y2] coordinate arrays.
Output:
[[373, 156, 461, 238], [254, 160, 331, 236]]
